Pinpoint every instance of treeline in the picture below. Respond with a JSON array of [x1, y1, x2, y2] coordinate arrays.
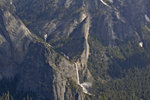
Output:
[[0, 91, 32, 100], [0, 77, 34, 100], [91, 65, 150, 100], [88, 35, 150, 100]]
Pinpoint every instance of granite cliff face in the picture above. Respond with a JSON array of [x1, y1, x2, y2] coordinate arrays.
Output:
[[0, 0, 90, 99], [0, 0, 150, 100], [14, 0, 150, 44], [0, 3, 33, 79]]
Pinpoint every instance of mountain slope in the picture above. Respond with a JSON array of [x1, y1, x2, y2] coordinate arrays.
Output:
[[0, 0, 150, 100]]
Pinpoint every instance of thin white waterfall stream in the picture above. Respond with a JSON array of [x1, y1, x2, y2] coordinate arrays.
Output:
[[75, 63, 91, 95], [60, 53, 91, 94], [145, 14, 150, 22], [139, 42, 143, 47], [60, 52, 69, 60], [75, 63, 80, 84], [100, 0, 110, 8], [44, 34, 48, 41]]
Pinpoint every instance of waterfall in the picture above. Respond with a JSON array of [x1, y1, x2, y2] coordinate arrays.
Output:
[[75, 63, 80, 84], [145, 14, 150, 22], [44, 34, 48, 41], [100, 0, 110, 8], [75, 63, 91, 95], [139, 42, 143, 47], [61, 52, 69, 60]]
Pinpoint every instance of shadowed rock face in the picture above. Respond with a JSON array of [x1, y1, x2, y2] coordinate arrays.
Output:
[[0, 4, 33, 79], [1, 0, 150, 100], [18, 43, 54, 100], [0, 1, 87, 99], [13, 0, 150, 45]]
